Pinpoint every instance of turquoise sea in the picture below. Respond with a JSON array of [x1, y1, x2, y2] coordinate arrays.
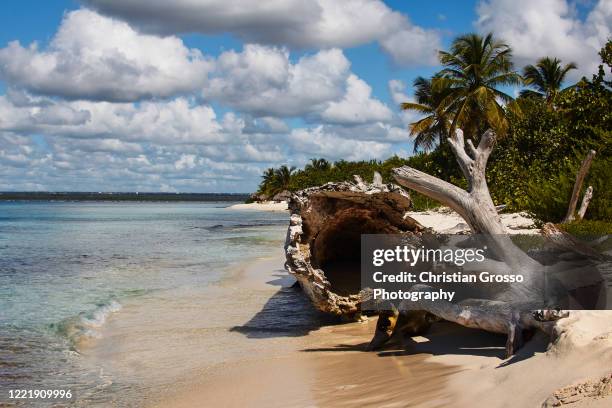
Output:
[[0, 201, 289, 406]]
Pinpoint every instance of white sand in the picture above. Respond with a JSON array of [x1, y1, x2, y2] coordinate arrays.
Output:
[[446, 310, 612, 407], [152, 251, 612, 408], [227, 201, 289, 211], [407, 208, 540, 234]]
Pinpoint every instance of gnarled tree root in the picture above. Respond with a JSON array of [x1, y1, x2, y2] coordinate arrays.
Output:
[[366, 285, 569, 358]]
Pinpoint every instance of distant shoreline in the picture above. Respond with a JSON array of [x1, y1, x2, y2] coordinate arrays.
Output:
[[0, 192, 250, 202], [227, 201, 289, 211]]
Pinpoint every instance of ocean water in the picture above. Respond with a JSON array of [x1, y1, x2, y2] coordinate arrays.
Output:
[[0, 201, 289, 406]]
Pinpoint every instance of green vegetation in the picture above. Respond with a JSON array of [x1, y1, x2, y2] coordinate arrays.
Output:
[[255, 36, 611, 223], [520, 57, 577, 102], [257, 165, 296, 199], [434, 33, 522, 139], [559, 220, 612, 237]]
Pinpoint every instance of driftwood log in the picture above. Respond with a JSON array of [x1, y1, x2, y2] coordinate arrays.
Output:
[[388, 129, 607, 355], [394, 129, 542, 301], [284, 129, 606, 357], [365, 285, 569, 358], [389, 129, 570, 355], [284, 175, 425, 318]]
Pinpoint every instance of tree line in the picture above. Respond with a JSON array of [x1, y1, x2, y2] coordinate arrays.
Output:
[[254, 33, 611, 226]]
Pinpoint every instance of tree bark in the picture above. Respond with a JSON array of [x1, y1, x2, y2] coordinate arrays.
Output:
[[393, 129, 542, 299], [541, 222, 605, 260], [394, 129, 505, 235], [563, 150, 596, 223], [394, 285, 568, 358], [384, 129, 570, 355], [577, 186, 593, 220]]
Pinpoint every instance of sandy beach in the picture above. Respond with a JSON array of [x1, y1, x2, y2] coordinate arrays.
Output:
[[228, 201, 289, 212], [226, 202, 540, 234], [406, 208, 541, 234], [152, 250, 612, 408]]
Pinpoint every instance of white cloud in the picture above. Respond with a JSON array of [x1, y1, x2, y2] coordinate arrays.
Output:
[[288, 126, 392, 161], [476, 0, 611, 78], [388, 79, 410, 106], [380, 25, 441, 66], [174, 154, 198, 170], [0, 9, 212, 101], [205, 45, 350, 117], [83, 0, 440, 66], [0, 95, 230, 145], [387, 79, 423, 127], [70, 138, 144, 154], [320, 75, 393, 124], [0, 3, 438, 192], [243, 116, 290, 134], [0, 129, 278, 192], [205, 45, 393, 124]]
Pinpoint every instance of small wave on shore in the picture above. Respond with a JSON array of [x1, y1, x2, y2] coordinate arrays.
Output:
[[51, 300, 122, 348]]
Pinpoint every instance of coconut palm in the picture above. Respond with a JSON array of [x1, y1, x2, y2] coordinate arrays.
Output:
[[305, 158, 331, 172], [273, 165, 295, 191], [401, 76, 453, 152], [436, 33, 523, 139], [520, 57, 577, 102], [261, 167, 275, 184], [258, 167, 277, 196]]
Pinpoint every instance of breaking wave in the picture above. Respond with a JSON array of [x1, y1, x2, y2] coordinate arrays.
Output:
[[51, 300, 122, 347]]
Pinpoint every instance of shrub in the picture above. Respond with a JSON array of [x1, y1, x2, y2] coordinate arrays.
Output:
[[558, 220, 612, 237]]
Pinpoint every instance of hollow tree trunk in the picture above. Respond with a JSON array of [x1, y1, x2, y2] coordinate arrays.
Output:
[[284, 176, 424, 318]]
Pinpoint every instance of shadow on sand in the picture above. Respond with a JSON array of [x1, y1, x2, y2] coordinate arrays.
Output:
[[301, 321, 548, 366], [233, 270, 547, 366], [230, 272, 340, 338]]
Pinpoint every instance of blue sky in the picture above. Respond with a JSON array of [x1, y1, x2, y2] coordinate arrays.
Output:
[[0, 0, 608, 192]]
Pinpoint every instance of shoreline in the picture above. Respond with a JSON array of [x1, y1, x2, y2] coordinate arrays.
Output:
[[226, 201, 540, 234], [227, 201, 289, 212], [152, 252, 612, 408]]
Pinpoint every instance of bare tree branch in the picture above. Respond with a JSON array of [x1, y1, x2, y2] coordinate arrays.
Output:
[[577, 186, 593, 220], [563, 150, 596, 223], [447, 129, 474, 182], [392, 166, 470, 214]]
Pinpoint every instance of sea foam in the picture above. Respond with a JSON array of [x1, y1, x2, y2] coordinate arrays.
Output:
[[52, 300, 122, 347]]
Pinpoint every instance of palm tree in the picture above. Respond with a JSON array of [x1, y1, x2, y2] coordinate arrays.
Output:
[[520, 57, 577, 102], [401, 76, 453, 152], [258, 167, 277, 196], [436, 33, 523, 139], [305, 158, 331, 172], [273, 165, 295, 191], [261, 167, 275, 184]]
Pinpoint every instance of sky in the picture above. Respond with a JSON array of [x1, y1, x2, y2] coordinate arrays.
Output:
[[0, 0, 609, 193]]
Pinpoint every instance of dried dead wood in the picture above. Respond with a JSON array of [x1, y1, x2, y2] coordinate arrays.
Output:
[[563, 150, 596, 223]]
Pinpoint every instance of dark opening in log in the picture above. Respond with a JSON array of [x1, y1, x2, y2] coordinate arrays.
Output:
[[284, 177, 425, 317], [312, 208, 400, 296]]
